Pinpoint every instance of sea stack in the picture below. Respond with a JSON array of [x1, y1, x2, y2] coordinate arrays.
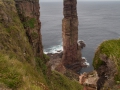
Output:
[[62, 0, 82, 73]]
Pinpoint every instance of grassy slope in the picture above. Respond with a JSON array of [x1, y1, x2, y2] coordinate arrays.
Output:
[[0, 0, 82, 90], [48, 71, 83, 90], [93, 39, 120, 81], [0, 53, 47, 90]]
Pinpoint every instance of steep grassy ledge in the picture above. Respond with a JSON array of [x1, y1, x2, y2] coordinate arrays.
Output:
[[93, 39, 120, 89], [0, 0, 35, 64], [0, 0, 45, 89], [93, 39, 120, 71], [0, 0, 83, 89]]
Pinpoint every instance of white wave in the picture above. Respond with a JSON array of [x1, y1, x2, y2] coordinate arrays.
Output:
[[44, 44, 63, 54], [82, 57, 86, 60], [84, 62, 90, 67], [82, 57, 90, 67], [44, 40, 86, 54], [78, 40, 84, 42]]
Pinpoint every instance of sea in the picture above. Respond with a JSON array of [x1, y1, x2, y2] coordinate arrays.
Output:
[[40, 1, 120, 73]]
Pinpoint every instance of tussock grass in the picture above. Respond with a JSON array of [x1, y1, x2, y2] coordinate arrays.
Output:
[[0, 53, 47, 90], [48, 71, 83, 90], [0, 0, 35, 64]]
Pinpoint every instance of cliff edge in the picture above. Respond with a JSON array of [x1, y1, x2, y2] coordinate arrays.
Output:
[[93, 39, 120, 90]]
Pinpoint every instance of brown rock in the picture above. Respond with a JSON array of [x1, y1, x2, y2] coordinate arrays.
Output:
[[96, 54, 117, 90], [47, 53, 66, 74], [62, 0, 82, 73], [15, 0, 43, 58], [79, 71, 99, 90], [78, 40, 86, 49]]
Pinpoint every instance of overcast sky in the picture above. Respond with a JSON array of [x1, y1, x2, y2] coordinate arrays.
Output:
[[41, 0, 120, 2]]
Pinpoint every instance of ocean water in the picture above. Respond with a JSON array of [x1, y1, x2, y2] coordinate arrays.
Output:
[[40, 1, 120, 73]]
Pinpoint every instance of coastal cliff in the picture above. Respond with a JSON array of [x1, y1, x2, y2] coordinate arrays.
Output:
[[0, 0, 35, 65], [1, 0, 120, 90], [15, 0, 43, 58], [93, 39, 120, 90], [0, 0, 83, 89], [78, 39, 120, 90]]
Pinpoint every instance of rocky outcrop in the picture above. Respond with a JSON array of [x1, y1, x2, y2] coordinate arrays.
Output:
[[79, 71, 99, 90], [47, 53, 66, 74], [95, 54, 117, 90], [14, 0, 43, 58], [62, 0, 82, 73], [78, 40, 86, 49], [93, 40, 120, 90]]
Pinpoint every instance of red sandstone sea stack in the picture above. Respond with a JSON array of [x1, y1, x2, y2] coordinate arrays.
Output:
[[62, 0, 82, 73]]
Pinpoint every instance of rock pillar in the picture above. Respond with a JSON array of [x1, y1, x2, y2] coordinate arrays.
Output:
[[62, 0, 82, 73]]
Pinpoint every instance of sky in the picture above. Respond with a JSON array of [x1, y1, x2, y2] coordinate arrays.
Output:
[[40, 0, 120, 2]]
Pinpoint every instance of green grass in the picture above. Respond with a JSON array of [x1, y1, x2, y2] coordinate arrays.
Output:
[[93, 39, 120, 81], [0, 53, 83, 90], [0, 53, 48, 90], [48, 71, 83, 90], [0, 52, 83, 90], [0, 0, 46, 89], [0, 0, 35, 64], [23, 18, 36, 29], [31, 32, 39, 39], [0, 54, 22, 88]]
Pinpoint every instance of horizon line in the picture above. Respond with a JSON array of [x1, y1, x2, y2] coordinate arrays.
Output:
[[40, 1, 120, 2]]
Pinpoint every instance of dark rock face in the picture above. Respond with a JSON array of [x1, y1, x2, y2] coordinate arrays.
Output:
[[14, 0, 43, 58], [62, 0, 82, 73], [96, 54, 117, 90], [78, 40, 86, 49]]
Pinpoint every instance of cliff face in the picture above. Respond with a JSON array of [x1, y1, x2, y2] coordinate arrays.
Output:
[[15, 0, 43, 58], [93, 40, 120, 90], [0, 0, 45, 89], [0, 0, 35, 64], [62, 0, 82, 73], [0, 0, 83, 89]]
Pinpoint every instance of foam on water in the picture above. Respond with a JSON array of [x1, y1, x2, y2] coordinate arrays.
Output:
[[82, 57, 90, 67], [44, 43, 90, 67], [44, 40, 84, 54], [44, 44, 63, 54]]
